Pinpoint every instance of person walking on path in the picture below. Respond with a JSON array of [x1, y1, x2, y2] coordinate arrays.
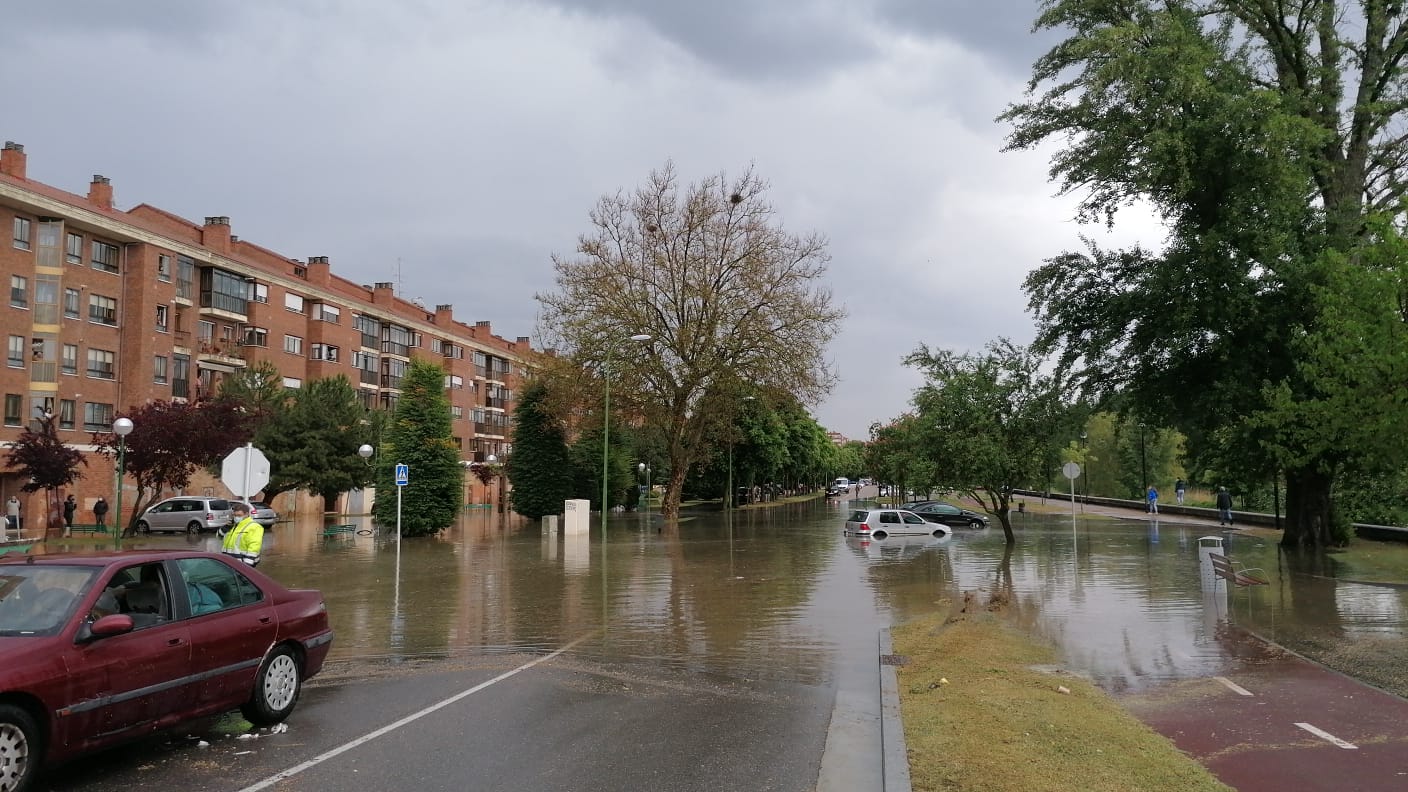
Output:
[[93, 497, 108, 531], [1174, 478, 1186, 505], [1216, 486, 1234, 526], [221, 502, 264, 567], [5, 495, 19, 536], [62, 495, 77, 537], [1146, 485, 1159, 514]]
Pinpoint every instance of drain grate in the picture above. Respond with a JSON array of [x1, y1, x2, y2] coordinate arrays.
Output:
[[879, 654, 909, 667]]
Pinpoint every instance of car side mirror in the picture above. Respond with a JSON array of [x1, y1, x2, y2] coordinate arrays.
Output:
[[84, 614, 135, 641]]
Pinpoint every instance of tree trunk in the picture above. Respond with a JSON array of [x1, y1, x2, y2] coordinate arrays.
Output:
[[661, 465, 686, 522], [1281, 465, 1335, 550]]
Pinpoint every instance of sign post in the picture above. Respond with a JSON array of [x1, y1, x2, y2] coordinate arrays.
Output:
[[221, 444, 271, 507], [1062, 461, 1082, 519], [394, 463, 408, 556]]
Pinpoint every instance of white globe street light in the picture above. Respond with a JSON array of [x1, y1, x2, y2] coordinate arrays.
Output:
[[112, 417, 134, 545]]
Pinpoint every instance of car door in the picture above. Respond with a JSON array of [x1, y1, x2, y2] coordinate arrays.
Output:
[[921, 504, 961, 526], [61, 563, 191, 749], [176, 557, 279, 708], [143, 500, 175, 532], [899, 511, 930, 535]]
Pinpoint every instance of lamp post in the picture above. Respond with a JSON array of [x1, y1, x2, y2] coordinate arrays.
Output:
[[1079, 431, 1088, 513], [601, 334, 652, 534], [727, 395, 755, 512], [1138, 422, 1148, 508], [488, 454, 503, 513], [112, 417, 133, 547], [638, 462, 651, 523]]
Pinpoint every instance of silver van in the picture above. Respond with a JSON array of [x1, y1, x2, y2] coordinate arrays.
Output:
[[135, 497, 234, 534]]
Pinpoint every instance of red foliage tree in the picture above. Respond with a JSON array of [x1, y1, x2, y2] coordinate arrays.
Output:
[[92, 399, 254, 536], [3, 412, 86, 537]]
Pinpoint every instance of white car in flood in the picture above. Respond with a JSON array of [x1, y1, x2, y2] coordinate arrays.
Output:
[[843, 508, 951, 539]]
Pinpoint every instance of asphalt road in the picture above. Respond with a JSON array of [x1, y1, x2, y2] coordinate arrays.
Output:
[[42, 645, 836, 792]]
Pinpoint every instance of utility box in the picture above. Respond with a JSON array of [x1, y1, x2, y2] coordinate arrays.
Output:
[[1198, 536, 1226, 593], [564, 499, 590, 535]]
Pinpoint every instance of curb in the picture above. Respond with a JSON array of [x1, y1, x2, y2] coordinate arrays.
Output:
[[878, 628, 912, 792]]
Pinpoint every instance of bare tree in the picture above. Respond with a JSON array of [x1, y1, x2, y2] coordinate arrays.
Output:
[[538, 163, 844, 520]]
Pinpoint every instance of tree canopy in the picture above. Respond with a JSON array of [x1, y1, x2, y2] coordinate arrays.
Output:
[[373, 358, 461, 536], [537, 162, 844, 521], [1003, 0, 1408, 549]]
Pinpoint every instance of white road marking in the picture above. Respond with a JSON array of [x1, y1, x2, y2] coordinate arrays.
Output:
[[1214, 676, 1253, 696], [1295, 722, 1358, 749], [238, 636, 591, 792]]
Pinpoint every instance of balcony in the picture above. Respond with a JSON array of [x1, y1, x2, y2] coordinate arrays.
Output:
[[359, 368, 378, 386], [485, 397, 507, 409], [30, 361, 57, 383], [381, 340, 410, 357], [198, 342, 246, 367], [380, 374, 403, 389], [173, 379, 190, 399], [172, 330, 192, 351]]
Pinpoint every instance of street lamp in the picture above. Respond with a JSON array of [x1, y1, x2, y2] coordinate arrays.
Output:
[[601, 333, 652, 533], [638, 461, 651, 522], [112, 417, 133, 546], [1079, 431, 1088, 512], [488, 453, 505, 513], [358, 444, 374, 464], [1138, 422, 1148, 508]]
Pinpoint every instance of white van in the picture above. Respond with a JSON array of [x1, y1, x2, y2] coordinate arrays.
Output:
[[833, 478, 852, 490]]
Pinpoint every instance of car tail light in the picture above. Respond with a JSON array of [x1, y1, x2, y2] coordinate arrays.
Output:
[[206, 512, 215, 521], [860, 523, 870, 533]]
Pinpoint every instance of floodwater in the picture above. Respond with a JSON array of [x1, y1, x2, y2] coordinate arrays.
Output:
[[87, 498, 1408, 696]]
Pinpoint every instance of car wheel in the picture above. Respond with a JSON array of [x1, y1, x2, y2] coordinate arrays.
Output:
[[0, 703, 40, 792], [871, 530, 887, 539], [186, 521, 203, 535], [136, 520, 151, 534], [242, 645, 302, 726], [932, 528, 947, 538], [970, 519, 985, 529]]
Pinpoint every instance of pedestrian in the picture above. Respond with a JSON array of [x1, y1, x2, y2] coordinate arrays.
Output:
[[1174, 478, 1186, 506], [221, 501, 264, 566], [5, 495, 18, 535], [1146, 484, 1159, 514], [93, 497, 109, 530], [62, 494, 77, 537], [1216, 486, 1234, 526]]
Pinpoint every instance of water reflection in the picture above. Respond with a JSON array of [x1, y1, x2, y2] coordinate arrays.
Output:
[[95, 500, 1408, 697]]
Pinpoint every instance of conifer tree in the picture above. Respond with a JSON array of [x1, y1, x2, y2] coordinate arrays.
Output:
[[373, 358, 460, 535]]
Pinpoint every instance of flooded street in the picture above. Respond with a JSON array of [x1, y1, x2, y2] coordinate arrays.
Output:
[[96, 497, 1408, 696]]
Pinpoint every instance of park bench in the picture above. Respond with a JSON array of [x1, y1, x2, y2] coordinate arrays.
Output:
[[322, 524, 356, 538], [68, 524, 109, 535], [1208, 552, 1268, 587]]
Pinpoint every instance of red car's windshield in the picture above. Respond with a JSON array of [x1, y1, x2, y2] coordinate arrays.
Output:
[[0, 565, 100, 636]]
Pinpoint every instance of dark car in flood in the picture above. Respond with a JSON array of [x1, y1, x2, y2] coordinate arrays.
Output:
[[908, 501, 989, 529], [0, 550, 333, 792]]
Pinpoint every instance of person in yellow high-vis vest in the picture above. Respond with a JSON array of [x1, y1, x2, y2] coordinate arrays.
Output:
[[221, 501, 263, 566]]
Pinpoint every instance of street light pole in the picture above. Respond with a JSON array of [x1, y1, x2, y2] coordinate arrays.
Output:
[[727, 395, 755, 512], [638, 462, 650, 523], [112, 417, 133, 549], [601, 334, 652, 535], [1138, 422, 1148, 507]]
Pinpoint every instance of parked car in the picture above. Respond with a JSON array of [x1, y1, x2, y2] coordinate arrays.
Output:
[[135, 496, 234, 535], [250, 502, 279, 529], [825, 485, 846, 498], [899, 500, 938, 511], [843, 508, 951, 539], [909, 502, 990, 529], [0, 549, 333, 791]]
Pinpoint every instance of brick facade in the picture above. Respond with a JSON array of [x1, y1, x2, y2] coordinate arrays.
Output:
[[0, 141, 529, 530]]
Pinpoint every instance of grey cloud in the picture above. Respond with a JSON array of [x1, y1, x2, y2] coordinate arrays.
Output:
[[875, 0, 1060, 74]]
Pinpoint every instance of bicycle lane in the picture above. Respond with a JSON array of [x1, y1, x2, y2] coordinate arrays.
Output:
[[1120, 629, 1408, 792]]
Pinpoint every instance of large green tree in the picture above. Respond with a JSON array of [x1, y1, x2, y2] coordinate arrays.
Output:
[[4, 411, 85, 537], [1003, 0, 1408, 550], [905, 340, 1078, 543], [538, 163, 845, 522], [373, 359, 460, 536], [507, 381, 573, 519]]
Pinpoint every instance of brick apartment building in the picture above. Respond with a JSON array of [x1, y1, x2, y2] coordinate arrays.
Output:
[[0, 141, 531, 529]]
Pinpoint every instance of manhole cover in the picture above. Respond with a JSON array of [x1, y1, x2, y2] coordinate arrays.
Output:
[[879, 654, 909, 666]]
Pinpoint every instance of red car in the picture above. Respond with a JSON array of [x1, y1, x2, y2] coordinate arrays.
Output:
[[0, 549, 333, 791]]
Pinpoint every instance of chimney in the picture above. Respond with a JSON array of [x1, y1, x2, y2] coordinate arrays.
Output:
[[87, 175, 113, 210], [372, 281, 395, 307], [202, 216, 231, 253], [434, 304, 454, 324], [305, 255, 331, 286], [0, 142, 26, 180], [516, 336, 531, 348]]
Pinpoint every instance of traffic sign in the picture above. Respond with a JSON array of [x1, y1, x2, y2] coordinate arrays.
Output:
[[395, 463, 409, 487], [1062, 462, 1082, 480], [221, 445, 271, 498]]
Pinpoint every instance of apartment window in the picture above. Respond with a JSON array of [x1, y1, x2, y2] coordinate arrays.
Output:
[[198, 267, 249, 315], [284, 335, 303, 355], [61, 344, 77, 375], [251, 282, 268, 303], [242, 326, 268, 348], [284, 293, 304, 313], [7, 336, 22, 368], [311, 343, 339, 362], [451, 405, 463, 420], [86, 348, 115, 379], [155, 304, 169, 332], [157, 254, 172, 282], [58, 399, 75, 430], [154, 355, 169, 385], [91, 241, 119, 273], [283, 377, 302, 389], [314, 303, 340, 323], [3, 395, 19, 427], [445, 375, 464, 390], [65, 232, 83, 264], [176, 255, 195, 300], [83, 402, 114, 432], [12, 217, 30, 250], [10, 275, 27, 308], [88, 294, 117, 325], [63, 288, 80, 319]]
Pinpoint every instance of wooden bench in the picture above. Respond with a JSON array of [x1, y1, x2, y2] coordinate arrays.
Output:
[[68, 524, 109, 535], [1208, 552, 1268, 586]]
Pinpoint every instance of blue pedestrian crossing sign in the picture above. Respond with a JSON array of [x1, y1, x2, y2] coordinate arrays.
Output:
[[395, 463, 409, 487]]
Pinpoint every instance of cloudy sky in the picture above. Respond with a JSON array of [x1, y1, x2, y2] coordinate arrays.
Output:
[[1, 1, 1158, 440]]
